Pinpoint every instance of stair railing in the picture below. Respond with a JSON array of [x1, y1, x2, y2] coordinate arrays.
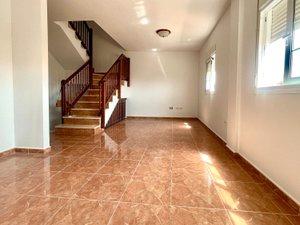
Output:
[[99, 54, 130, 128], [69, 21, 93, 62], [61, 60, 93, 118], [61, 21, 93, 120]]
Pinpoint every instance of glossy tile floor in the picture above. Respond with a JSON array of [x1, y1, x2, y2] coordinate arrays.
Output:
[[0, 118, 299, 225]]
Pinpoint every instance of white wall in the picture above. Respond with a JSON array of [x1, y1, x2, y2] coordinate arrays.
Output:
[[198, 0, 300, 203], [126, 51, 199, 118], [11, 0, 50, 149], [90, 23, 124, 72], [0, 0, 15, 152], [49, 53, 68, 131], [198, 9, 230, 141], [238, 0, 300, 204]]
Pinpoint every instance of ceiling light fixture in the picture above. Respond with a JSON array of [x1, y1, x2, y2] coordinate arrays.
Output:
[[152, 48, 158, 52], [156, 29, 171, 38]]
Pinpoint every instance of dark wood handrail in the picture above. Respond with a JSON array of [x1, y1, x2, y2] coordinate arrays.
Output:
[[65, 60, 91, 83], [99, 54, 130, 128], [99, 54, 125, 82]]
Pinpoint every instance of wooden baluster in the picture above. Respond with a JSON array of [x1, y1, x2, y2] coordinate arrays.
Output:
[[118, 62, 121, 98], [61, 80, 66, 121], [100, 80, 105, 128]]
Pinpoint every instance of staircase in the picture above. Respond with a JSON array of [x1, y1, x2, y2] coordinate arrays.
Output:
[[54, 21, 130, 136]]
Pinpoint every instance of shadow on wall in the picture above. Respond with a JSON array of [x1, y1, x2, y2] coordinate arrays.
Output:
[[88, 21, 125, 72]]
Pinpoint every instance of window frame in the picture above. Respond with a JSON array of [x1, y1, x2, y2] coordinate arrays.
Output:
[[256, 0, 300, 89], [205, 51, 216, 94]]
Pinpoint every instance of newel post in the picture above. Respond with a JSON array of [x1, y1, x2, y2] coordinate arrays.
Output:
[[117, 59, 122, 99], [61, 79, 66, 122], [100, 80, 105, 128]]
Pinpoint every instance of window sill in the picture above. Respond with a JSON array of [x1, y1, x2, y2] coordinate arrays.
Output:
[[255, 84, 300, 94]]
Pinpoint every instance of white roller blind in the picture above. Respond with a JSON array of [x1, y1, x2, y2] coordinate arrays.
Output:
[[295, 0, 300, 30], [271, 0, 288, 42]]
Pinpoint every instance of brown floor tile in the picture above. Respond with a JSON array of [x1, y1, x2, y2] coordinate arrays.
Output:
[[29, 172, 93, 198], [1, 118, 298, 225], [109, 202, 170, 225], [287, 216, 300, 225], [0, 155, 44, 172], [228, 211, 293, 225], [171, 173, 223, 208], [0, 170, 57, 195], [172, 167, 211, 183], [170, 207, 231, 225], [113, 148, 145, 161], [85, 147, 118, 158], [47, 199, 117, 225], [134, 157, 171, 179], [33, 156, 77, 171], [75, 174, 130, 201], [122, 176, 171, 205], [0, 193, 23, 213], [62, 157, 109, 173], [0, 195, 67, 225], [55, 146, 93, 158], [215, 181, 282, 213], [208, 163, 255, 182], [98, 159, 139, 176]]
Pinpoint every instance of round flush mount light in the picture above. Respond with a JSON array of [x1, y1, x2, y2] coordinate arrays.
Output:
[[156, 29, 171, 38]]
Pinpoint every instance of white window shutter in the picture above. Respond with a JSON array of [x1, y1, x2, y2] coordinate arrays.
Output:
[[295, 0, 300, 30], [271, 0, 288, 42]]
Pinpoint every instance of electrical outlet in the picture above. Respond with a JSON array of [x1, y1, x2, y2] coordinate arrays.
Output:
[[175, 107, 183, 110], [169, 106, 174, 110]]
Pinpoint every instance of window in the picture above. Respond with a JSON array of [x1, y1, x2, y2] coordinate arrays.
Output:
[[206, 52, 216, 93], [257, 0, 300, 88]]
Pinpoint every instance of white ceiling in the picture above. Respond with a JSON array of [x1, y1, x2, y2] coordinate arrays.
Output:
[[48, 0, 230, 51]]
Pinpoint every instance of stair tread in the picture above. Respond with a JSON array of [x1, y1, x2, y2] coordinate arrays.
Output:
[[77, 101, 98, 103], [55, 124, 100, 129], [71, 108, 99, 111], [83, 94, 99, 97], [63, 116, 100, 119]]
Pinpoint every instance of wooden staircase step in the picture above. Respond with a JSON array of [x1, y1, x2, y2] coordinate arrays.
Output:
[[87, 89, 99, 95], [80, 95, 99, 101], [63, 116, 101, 125], [55, 124, 101, 136], [93, 79, 101, 86], [93, 74, 104, 80], [91, 84, 100, 89], [75, 101, 98, 109], [70, 108, 99, 116]]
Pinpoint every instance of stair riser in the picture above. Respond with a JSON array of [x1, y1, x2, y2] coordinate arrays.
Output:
[[93, 80, 101, 86], [87, 89, 99, 95], [75, 102, 98, 109], [63, 118, 100, 125], [91, 85, 100, 89], [71, 110, 99, 117], [93, 75, 104, 79], [55, 127, 101, 136], [80, 95, 99, 101]]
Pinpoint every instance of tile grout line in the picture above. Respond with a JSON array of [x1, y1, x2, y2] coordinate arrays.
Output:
[[170, 118, 174, 208], [43, 143, 116, 225], [189, 122, 234, 225], [106, 149, 147, 225]]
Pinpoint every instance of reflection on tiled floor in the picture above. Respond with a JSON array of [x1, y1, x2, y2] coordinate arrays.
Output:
[[0, 118, 299, 225]]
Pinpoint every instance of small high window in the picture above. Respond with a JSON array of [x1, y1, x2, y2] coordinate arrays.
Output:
[[206, 52, 216, 93], [257, 0, 300, 88]]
